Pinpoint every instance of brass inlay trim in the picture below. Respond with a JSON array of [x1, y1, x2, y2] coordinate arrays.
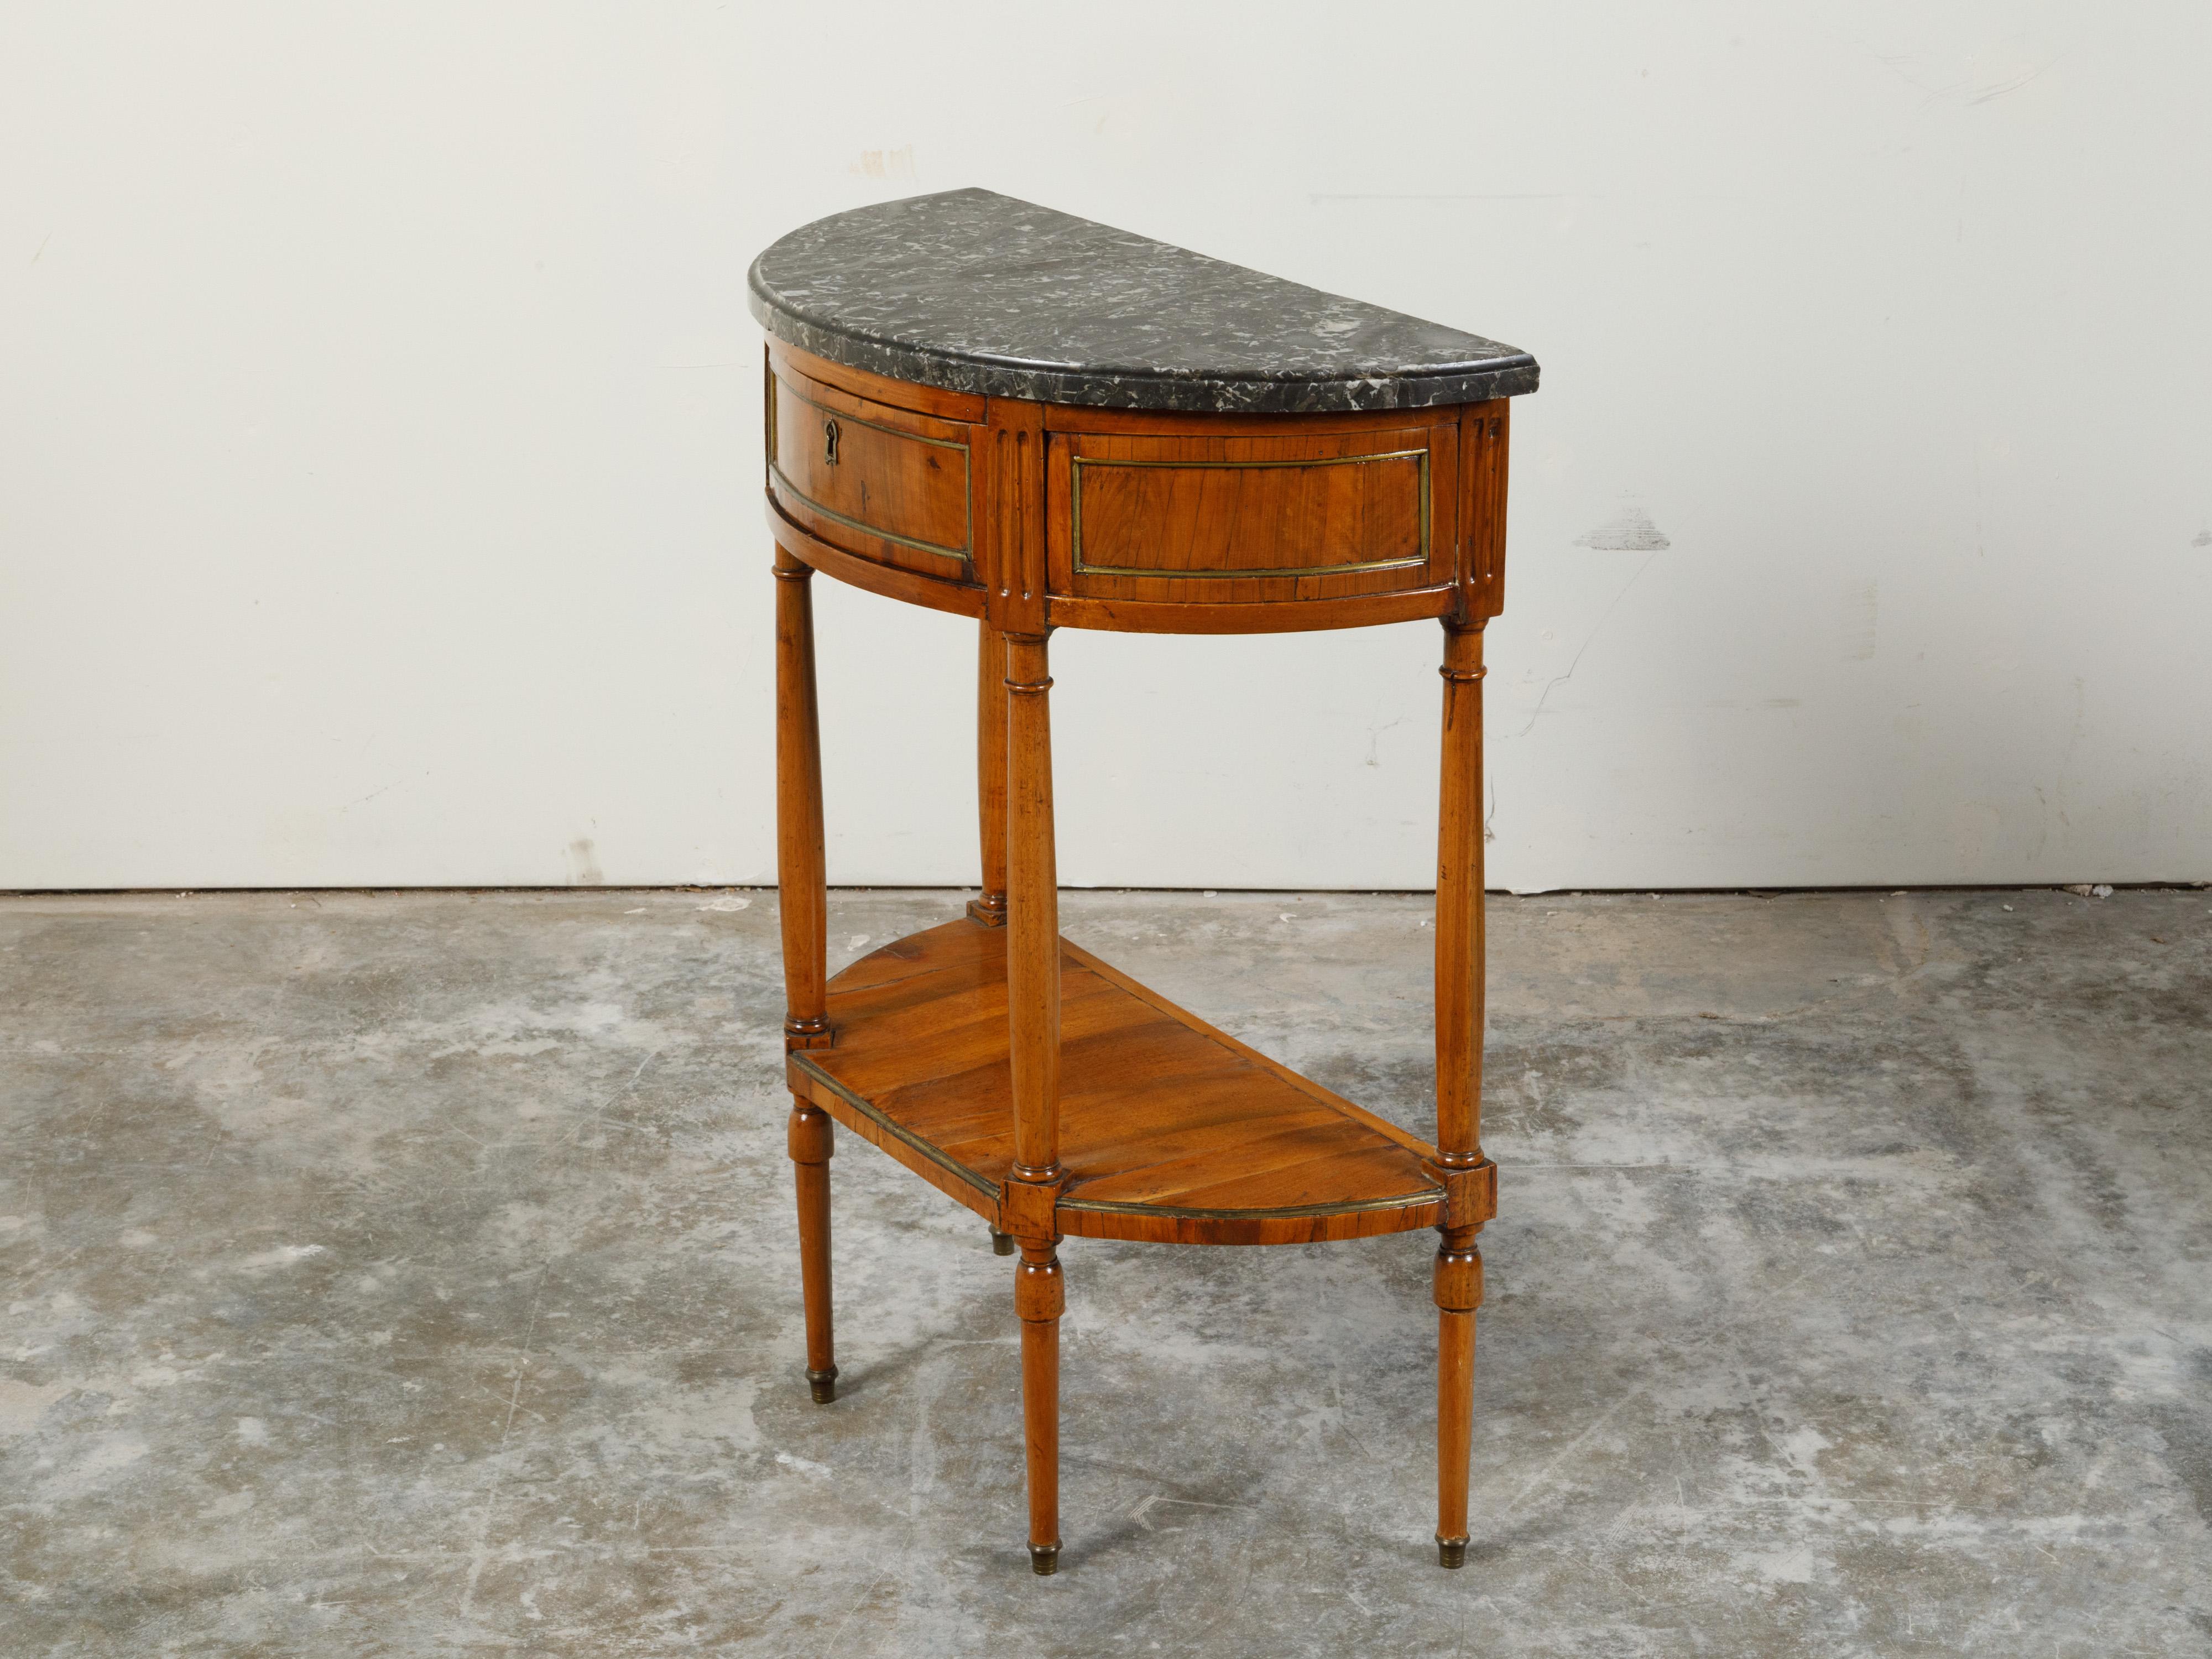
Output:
[[1070, 448, 1430, 580], [790, 1055, 1001, 1202], [1058, 1187, 1442, 1223], [769, 463, 971, 565], [769, 378, 972, 562]]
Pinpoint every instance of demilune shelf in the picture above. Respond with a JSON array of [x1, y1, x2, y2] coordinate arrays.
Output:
[[784, 917, 1447, 1245]]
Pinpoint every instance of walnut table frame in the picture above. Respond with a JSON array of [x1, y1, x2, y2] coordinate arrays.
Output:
[[753, 190, 1540, 1575]]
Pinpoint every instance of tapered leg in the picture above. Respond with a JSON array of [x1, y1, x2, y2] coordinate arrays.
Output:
[[1003, 632, 1060, 1185], [776, 549, 834, 1402], [774, 547, 828, 1047], [1434, 620, 1485, 1164], [1434, 1227, 1483, 1564], [968, 620, 1009, 927], [790, 1099, 837, 1402], [1004, 630, 1066, 1573], [1015, 1239, 1064, 1574], [1433, 620, 1490, 1565]]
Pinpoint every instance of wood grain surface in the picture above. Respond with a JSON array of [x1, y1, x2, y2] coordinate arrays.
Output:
[[768, 361, 974, 580], [1047, 423, 1457, 608], [787, 917, 1448, 1247]]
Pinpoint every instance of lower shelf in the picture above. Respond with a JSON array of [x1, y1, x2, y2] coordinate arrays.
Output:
[[786, 917, 1446, 1245]]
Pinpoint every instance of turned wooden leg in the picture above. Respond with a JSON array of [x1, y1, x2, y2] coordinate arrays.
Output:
[[1004, 632, 1059, 1161], [1434, 620, 1486, 1160], [1432, 619, 1490, 1566], [967, 620, 1010, 927], [1016, 1239, 1064, 1574], [776, 549, 835, 1403], [774, 546, 829, 1049], [1003, 632, 1067, 1572], [1434, 1226, 1483, 1565], [789, 1098, 837, 1402]]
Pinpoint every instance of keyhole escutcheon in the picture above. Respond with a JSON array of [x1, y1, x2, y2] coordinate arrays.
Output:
[[823, 418, 841, 466]]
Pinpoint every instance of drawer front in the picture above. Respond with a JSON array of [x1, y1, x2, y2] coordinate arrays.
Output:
[[768, 367, 973, 576], [1050, 426, 1453, 604]]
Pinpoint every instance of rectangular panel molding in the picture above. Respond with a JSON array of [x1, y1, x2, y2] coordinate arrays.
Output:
[[1069, 449, 1430, 579]]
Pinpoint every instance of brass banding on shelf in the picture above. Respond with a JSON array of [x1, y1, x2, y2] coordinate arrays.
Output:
[[1057, 1187, 1442, 1223], [790, 1055, 1000, 1202]]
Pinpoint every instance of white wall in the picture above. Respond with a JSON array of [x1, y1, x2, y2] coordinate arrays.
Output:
[[3, 2, 2206, 892]]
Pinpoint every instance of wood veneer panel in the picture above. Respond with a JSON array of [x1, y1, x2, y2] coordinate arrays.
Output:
[[1073, 447, 1425, 580], [1048, 426, 1455, 608], [789, 918, 1446, 1246], [765, 498, 984, 619], [768, 361, 975, 583], [771, 377, 969, 561]]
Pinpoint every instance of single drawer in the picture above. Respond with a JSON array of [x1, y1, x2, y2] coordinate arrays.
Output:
[[1048, 424, 1453, 604], [768, 365, 973, 578]]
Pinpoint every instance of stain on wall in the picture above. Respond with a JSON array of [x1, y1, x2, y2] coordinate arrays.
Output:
[[1574, 505, 1671, 551], [566, 838, 604, 886], [1843, 582, 1879, 662]]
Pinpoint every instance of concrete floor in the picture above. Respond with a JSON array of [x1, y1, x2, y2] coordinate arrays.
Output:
[[2, 887, 2208, 1657]]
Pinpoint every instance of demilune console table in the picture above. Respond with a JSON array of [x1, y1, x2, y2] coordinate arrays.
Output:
[[752, 190, 1540, 1574]]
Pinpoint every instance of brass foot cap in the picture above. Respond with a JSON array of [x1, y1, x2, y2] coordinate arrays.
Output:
[[991, 1230, 1016, 1256], [1437, 1536, 1469, 1569], [806, 1367, 838, 1404], [1029, 1542, 1061, 1576]]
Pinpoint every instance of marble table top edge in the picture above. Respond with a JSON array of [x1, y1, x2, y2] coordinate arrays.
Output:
[[748, 189, 1541, 416]]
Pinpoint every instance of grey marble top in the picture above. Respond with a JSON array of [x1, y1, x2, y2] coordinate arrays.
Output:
[[748, 189, 1538, 415]]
